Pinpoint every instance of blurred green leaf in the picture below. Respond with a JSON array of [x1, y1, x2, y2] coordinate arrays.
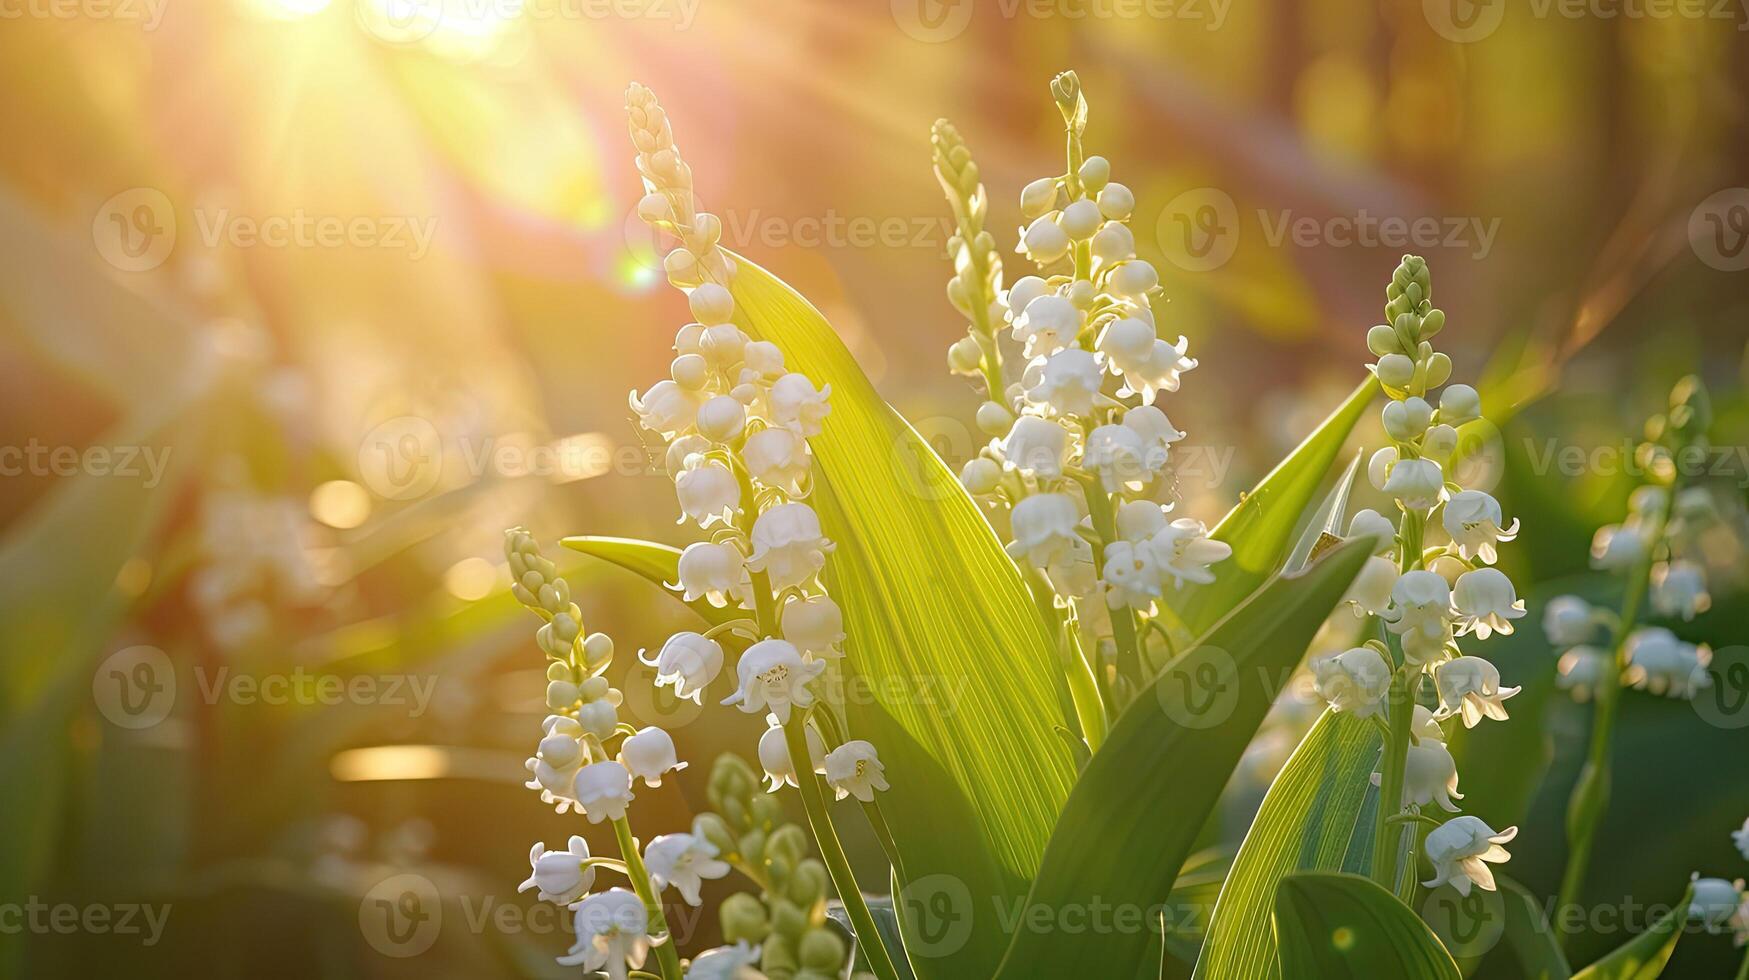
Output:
[[1273, 872, 1461, 979], [1570, 887, 1691, 980], [992, 539, 1371, 979], [1493, 877, 1572, 980], [561, 535, 740, 627], [1192, 709, 1381, 979]]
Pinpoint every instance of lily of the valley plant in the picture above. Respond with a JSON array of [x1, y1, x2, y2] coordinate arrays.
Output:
[[492, 72, 1714, 980]]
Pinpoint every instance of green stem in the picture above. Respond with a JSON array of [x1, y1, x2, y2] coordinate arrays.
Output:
[[613, 817, 684, 980], [1556, 489, 1673, 936], [1080, 477, 1143, 691], [1735, 944, 1749, 980], [784, 718, 903, 980], [1372, 507, 1426, 890], [1025, 566, 1107, 749]]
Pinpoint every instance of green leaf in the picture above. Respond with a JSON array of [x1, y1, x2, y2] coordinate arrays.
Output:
[[1175, 377, 1378, 635], [724, 252, 1077, 979], [1570, 887, 1691, 980], [1272, 872, 1462, 979], [1192, 709, 1381, 979], [991, 539, 1373, 980], [561, 535, 740, 627], [1494, 877, 1572, 980]]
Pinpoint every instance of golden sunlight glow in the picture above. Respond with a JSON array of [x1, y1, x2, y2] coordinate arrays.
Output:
[[547, 431, 617, 483], [443, 556, 499, 600], [309, 480, 372, 529], [243, 0, 331, 20], [331, 744, 450, 781]]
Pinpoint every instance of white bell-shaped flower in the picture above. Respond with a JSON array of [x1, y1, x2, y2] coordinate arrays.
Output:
[[1442, 490, 1519, 564], [1399, 737, 1463, 812], [1590, 522, 1647, 571], [1623, 627, 1711, 698], [1108, 259, 1159, 297], [641, 632, 724, 704], [1001, 415, 1071, 478], [1090, 220, 1135, 265], [1651, 560, 1710, 621], [1115, 499, 1168, 541], [665, 434, 711, 479], [757, 716, 825, 791], [1046, 537, 1099, 599], [1124, 335, 1197, 400], [823, 740, 890, 803], [1020, 214, 1071, 265], [687, 940, 762, 980], [618, 726, 687, 788], [525, 715, 587, 810], [1433, 656, 1519, 727], [781, 593, 845, 659], [1006, 493, 1081, 569], [1734, 817, 1749, 861], [631, 379, 703, 439], [643, 833, 730, 907], [1311, 647, 1391, 718], [672, 540, 753, 609], [689, 283, 735, 323], [1438, 384, 1482, 424], [1101, 539, 1163, 610], [1344, 555, 1399, 618], [558, 888, 651, 977], [1411, 704, 1447, 745], [1556, 645, 1608, 702], [1382, 396, 1433, 442], [1027, 348, 1103, 417], [571, 761, 635, 825], [1084, 424, 1148, 493], [747, 503, 835, 590], [741, 340, 785, 381], [1147, 519, 1231, 587], [1059, 199, 1102, 239], [742, 427, 810, 496], [674, 459, 739, 528], [1542, 595, 1596, 647], [1382, 457, 1446, 510], [768, 373, 831, 437], [1013, 293, 1080, 359], [1453, 568, 1526, 639], [1097, 317, 1155, 375], [721, 638, 827, 723], [1005, 276, 1050, 321], [1122, 404, 1184, 475], [1384, 570, 1453, 647], [1688, 875, 1745, 933], [1346, 508, 1397, 554], [520, 836, 596, 906], [696, 394, 747, 442], [1422, 816, 1516, 897]]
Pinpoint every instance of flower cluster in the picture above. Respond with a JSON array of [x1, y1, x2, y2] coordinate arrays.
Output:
[[1688, 816, 1749, 950], [934, 72, 1228, 697], [1310, 255, 1520, 896]]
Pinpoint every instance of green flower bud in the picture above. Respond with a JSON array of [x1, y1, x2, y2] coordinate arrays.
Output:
[[788, 859, 830, 908], [712, 754, 759, 801], [770, 897, 809, 941], [719, 796, 750, 832], [759, 934, 799, 975], [1667, 374, 1712, 441], [766, 824, 809, 869], [579, 675, 610, 702], [1366, 324, 1401, 356], [739, 829, 767, 867], [748, 793, 785, 829], [545, 661, 573, 683], [1419, 307, 1445, 340], [799, 928, 847, 972], [582, 632, 613, 665], [693, 813, 737, 858], [1424, 352, 1453, 388], [720, 892, 771, 944], [1376, 354, 1415, 390]]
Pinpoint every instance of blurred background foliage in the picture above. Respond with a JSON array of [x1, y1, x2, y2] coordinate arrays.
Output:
[[1, 0, 1747, 976]]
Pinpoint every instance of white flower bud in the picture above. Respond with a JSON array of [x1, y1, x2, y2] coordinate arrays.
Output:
[[1382, 396, 1433, 442], [960, 456, 1002, 494], [671, 353, 710, 390], [696, 395, 747, 442], [1060, 199, 1103, 239], [1020, 178, 1058, 221], [1096, 182, 1134, 220], [1021, 215, 1071, 263], [948, 335, 985, 376], [1383, 457, 1445, 510], [1422, 423, 1459, 460], [689, 283, 734, 324], [1376, 353, 1416, 389], [1439, 384, 1481, 424], [781, 593, 845, 658], [1090, 221, 1136, 265], [1346, 508, 1396, 553], [1108, 260, 1158, 297], [976, 400, 1015, 436], [742, 340, 785, 380]]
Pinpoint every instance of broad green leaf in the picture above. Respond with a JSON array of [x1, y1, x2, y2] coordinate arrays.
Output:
[[1570, 887, 1691, 980], [1192, 709, 1381, 979], [561, 535, 740, 627], [991, 539, 1372, 980], [1175, 377, 1378, 635], [724, 252, 1077, 979], [1494, 877, 1572, 980], [1273, 872, 1462, 979]]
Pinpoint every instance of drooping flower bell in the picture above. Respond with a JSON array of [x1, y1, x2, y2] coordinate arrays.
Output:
[[674, 459, 740, 528], [1001, 415, 1071, 478], [519, 836, 596, 907], [1688, 875, 1746, 934], [1312, 647, 1391, 718], [641, 632, 724, 704], [1589, 522, 1647, 571], [1422, 816, 1516, 897], [557, 888, 652, 977], [1555, 645, 1608, 702], [1346, 508, 1397, 554], [571, 761, 636, 824], [1343, 555, 1398, 618], [672, 541, 753, 609], [525, 715, 588, 810], [1381, 457, 1446, 510], [780, 593, 846, 659], [742, 426, 811, 497], [1100, 539, 1162, 610], [1397, 737, 1463, 812], [1028, 348, 1103, 417], [643, 833, 730, 907], [746, 503, 835, 590], [757, 715, 825, 792], [1442, 490, 1519, 564], [1542, 595, 1595, 647], [768, 373, 831, 437], [1006, 493, 1081, 569], [1384, 570, 1453, 647], [1622, 627, 1711, 699], [1011, 292, 1080, 359], [822, 740, 890, 803], [687, 940, 763, 980], [1083, 424, 1148, 493], [1433, 656, 1519, 728], [721, 638, 827, 723], [1650, 559, 1711, 621], [618, 726, 688, 788], [1452, 568, 1526, 639], [631, 379, 702, 439], [1147, 518, 1231, 588]]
